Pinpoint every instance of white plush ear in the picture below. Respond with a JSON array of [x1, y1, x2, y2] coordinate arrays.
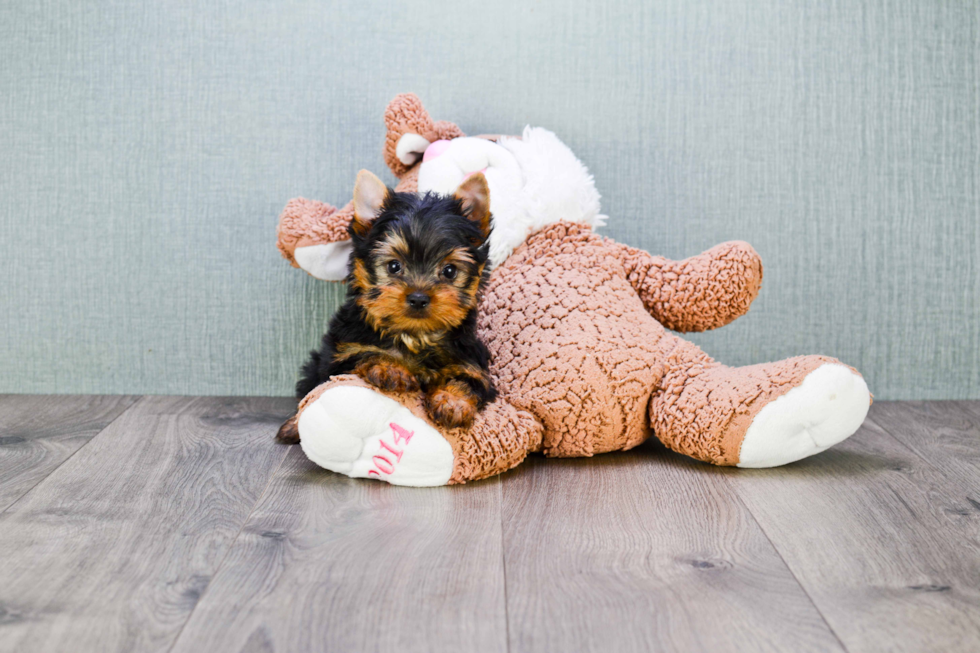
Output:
[[293, 241, 355, 282], [396, 133, 431, 165], [352, 169, 389, 236]]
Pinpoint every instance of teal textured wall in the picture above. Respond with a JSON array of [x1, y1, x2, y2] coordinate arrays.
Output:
[[1, 0, 977, 399]]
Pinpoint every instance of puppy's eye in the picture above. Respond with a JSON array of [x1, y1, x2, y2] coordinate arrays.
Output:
[[441, 264, 458, 280], [387, 260, 402, 275]]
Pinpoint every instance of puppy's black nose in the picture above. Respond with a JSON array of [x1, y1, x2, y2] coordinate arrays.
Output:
[[407, 292, 430, 310]]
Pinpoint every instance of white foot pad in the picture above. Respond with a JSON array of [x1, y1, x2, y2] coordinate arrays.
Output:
[[737, 363, 871, 468], [298, 386, 454, 486]]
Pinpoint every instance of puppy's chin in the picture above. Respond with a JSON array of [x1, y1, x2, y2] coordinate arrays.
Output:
[[386, 311, 457, 335], [366, 302, 467, 337]]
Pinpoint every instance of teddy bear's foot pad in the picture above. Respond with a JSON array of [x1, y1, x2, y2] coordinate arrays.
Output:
[[298, 385, 454, 486], [737, 363, 870, 468]]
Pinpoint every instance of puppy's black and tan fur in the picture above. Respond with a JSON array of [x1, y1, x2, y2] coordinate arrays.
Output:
[[276, 170, 497, 443]]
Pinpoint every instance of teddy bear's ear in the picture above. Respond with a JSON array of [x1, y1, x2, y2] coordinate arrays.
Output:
[[454, 172, 492, 241], [395, 133, 431, 166], [351, 169, 389, 238], [383, 94, 465, 178]]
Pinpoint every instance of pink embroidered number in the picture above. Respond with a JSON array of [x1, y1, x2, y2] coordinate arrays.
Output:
[[372, 455, 395, 474], [377, 439, 404, 462], [390, 422, 414, 446], [367, 422, 415, 477]]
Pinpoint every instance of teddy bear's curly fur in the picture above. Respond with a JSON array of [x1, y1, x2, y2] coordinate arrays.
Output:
[[276, 94, 871, 486]]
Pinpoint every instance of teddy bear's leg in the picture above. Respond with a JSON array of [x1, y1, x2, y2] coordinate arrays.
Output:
[[295, 375, 542, 486], [649, 335, 870, 467]]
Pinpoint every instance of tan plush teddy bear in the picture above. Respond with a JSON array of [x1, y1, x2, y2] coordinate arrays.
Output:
[[276, 94, 871, 487]]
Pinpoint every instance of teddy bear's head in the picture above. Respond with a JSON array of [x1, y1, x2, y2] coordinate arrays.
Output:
[[382, 93, 467, 178], [384, 94, 606, 267]]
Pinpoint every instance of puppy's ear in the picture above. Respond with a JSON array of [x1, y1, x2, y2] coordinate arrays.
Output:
[[454, 173, 491, 241], [351, 170, 389, 238]]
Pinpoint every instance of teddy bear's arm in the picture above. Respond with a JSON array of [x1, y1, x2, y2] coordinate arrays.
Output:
[[276, 198, 356, 281], [609, 239, 764, 332]]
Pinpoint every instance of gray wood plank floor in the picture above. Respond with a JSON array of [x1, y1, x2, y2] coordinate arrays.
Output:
[[0, 394, 138, 511], [0, 397, 978, 653], [169, 448, 508, 653], [0, 396, 294, 653]]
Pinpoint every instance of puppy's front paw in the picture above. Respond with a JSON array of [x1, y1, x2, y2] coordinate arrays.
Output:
[[355, 359, 420, 393], [425, 381, 478, 429]]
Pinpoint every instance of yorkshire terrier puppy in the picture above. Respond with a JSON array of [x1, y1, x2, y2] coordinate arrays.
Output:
[[276, 170, 496, 444]]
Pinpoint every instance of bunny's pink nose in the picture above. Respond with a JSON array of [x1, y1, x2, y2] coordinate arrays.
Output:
[[422, 139, 452, 162]]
